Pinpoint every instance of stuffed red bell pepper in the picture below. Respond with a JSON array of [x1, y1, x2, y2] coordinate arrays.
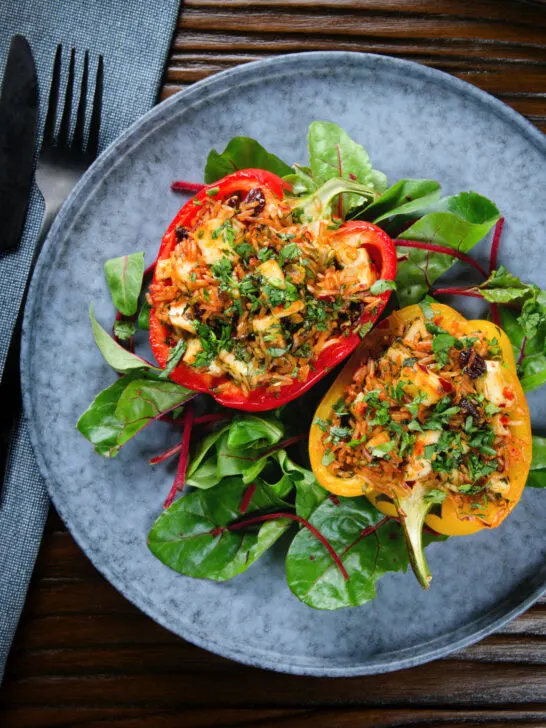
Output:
[[148, 169, 397, 411]]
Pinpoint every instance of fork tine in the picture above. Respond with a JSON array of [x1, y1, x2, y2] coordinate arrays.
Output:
[[58, 48, 75, 148], [86, 54, 103, 159], [71, 51, 89, 151], [42, 45, 62, 147]]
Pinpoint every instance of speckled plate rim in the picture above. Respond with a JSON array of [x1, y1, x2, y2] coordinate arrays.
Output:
[[21, 51, 546, 677]]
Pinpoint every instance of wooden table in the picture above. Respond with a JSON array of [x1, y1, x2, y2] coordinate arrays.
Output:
[[2, 2, 546, 726]]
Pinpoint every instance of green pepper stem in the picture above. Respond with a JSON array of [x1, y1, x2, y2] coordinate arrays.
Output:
[[289, 177, 377, 222], [395, 484, 433, 590]]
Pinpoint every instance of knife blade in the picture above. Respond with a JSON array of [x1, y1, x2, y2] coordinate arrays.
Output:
[[0, 35, 38, 252]]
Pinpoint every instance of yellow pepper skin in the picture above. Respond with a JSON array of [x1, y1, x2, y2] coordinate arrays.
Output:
[[309, 303, 532, 585]]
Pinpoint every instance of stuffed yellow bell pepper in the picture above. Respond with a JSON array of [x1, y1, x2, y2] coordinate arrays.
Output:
[[309, 303, 532, 589]]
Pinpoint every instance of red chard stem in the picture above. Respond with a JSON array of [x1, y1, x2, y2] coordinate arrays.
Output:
[[222, 512, 350, 581], [396, 240, 487, 278], [171, 180, 206, 193], [489, 217, 504, 273], [432, 288, 484, 299], [149, 442, 182, 465], [239, 483, 257, 514], [163, 403, 195, 509]]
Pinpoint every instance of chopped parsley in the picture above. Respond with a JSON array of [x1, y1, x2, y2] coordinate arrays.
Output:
[[322, 449, 335, 467], [358, 321, 374, 339], [257, 246, 275, 262], [211, 256, 233, 283], [160, 338, 187, 378], [466, 453, 498, 482], [114, 318, 136, 341], [234, 242, 255, 260], [425, 322, 463, 366], [368, 441, 395, 459], [424, 488, 447, 505], [369, 279, 397, 295], [211, 219, 236, 246], [332, 397, 349, 416], [293, 343, 312, 358], [328, 425, 352, 443], [419, 300, 434, 319], [267, 346, 290, 358], [278, 242, 301, 266], [314, 417, 329, 432]]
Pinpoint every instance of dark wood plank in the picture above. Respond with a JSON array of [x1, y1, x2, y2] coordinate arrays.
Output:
[[2, 1, 546, 726], [1, 707, 546, 728], [2, 663, 546, 706]]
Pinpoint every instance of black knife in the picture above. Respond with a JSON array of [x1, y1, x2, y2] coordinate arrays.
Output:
[[0, 35, 38, 252]]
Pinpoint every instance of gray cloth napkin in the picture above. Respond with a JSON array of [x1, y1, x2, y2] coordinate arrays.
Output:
[[0, 0, 180, 682]]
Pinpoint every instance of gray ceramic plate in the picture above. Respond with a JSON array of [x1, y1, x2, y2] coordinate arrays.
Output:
[[22, 52, 546, 676]]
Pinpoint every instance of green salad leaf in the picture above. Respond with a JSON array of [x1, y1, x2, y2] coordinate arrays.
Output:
[[204, 137, 292, 184], [527, 436, 546, 488], [89, 305, 159, 374], [77, 374, 141, 458], [480, 267, 546, 339], [286, 497, 405, 609], [104, 252, 145, 316], [357, 178, 442, 225], [306, 121, 387, 215], [283, 165, 317, 195], [114, 379, 194, 448], [184, 413, 314, 497], [148, 477, 292, 580], [77, 376, 194, 457], [498, 304, 546, 394], [286, 496, 443, 610], [137, 301, 151, 330], [395, 192, 500, 306]]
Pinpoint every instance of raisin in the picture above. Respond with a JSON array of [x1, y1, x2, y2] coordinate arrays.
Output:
[[175, 226, 189, 241], [226, 191, 242, 208], [459, 348, 486, 379], [459, 397, 480, 421], [243, 188, 266, 215]]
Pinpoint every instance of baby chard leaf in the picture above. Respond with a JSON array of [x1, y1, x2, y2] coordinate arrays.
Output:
[[114, 379, 194, 448], [77, 375, 194, 457], [77, 375, 140, 457], [148, 477, 292, 580], [137, 301, 151, 330], [499, 307, 546, 393], [226, 414, 284, 450], [89, 305, 159, 374], [360, 179, 442, 224], [286, 496, 443, 609], [527, 436, 546, 488], [395, 192, 500, 306], [104, 251, 144, 316], [204, 137, 292, 184], [286, 496, 407, 609], [307, 121, 387, 214]]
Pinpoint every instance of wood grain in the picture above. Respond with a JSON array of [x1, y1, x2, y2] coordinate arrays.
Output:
[[2, 1, 546, 726]]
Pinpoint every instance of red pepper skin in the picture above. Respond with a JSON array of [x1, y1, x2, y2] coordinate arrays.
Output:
[[149, 170, 397, 411]]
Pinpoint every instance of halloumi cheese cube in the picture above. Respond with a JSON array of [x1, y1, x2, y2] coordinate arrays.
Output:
[[258, 259, 286, 288], [168, 304, 197, 334]]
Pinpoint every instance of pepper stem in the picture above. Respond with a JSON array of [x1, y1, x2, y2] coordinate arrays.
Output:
[[394, 484, 433, 590], [289, 177, 377, 221]]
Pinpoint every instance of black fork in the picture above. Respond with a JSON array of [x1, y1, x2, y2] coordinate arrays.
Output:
[[35, 44, 103, 242]]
